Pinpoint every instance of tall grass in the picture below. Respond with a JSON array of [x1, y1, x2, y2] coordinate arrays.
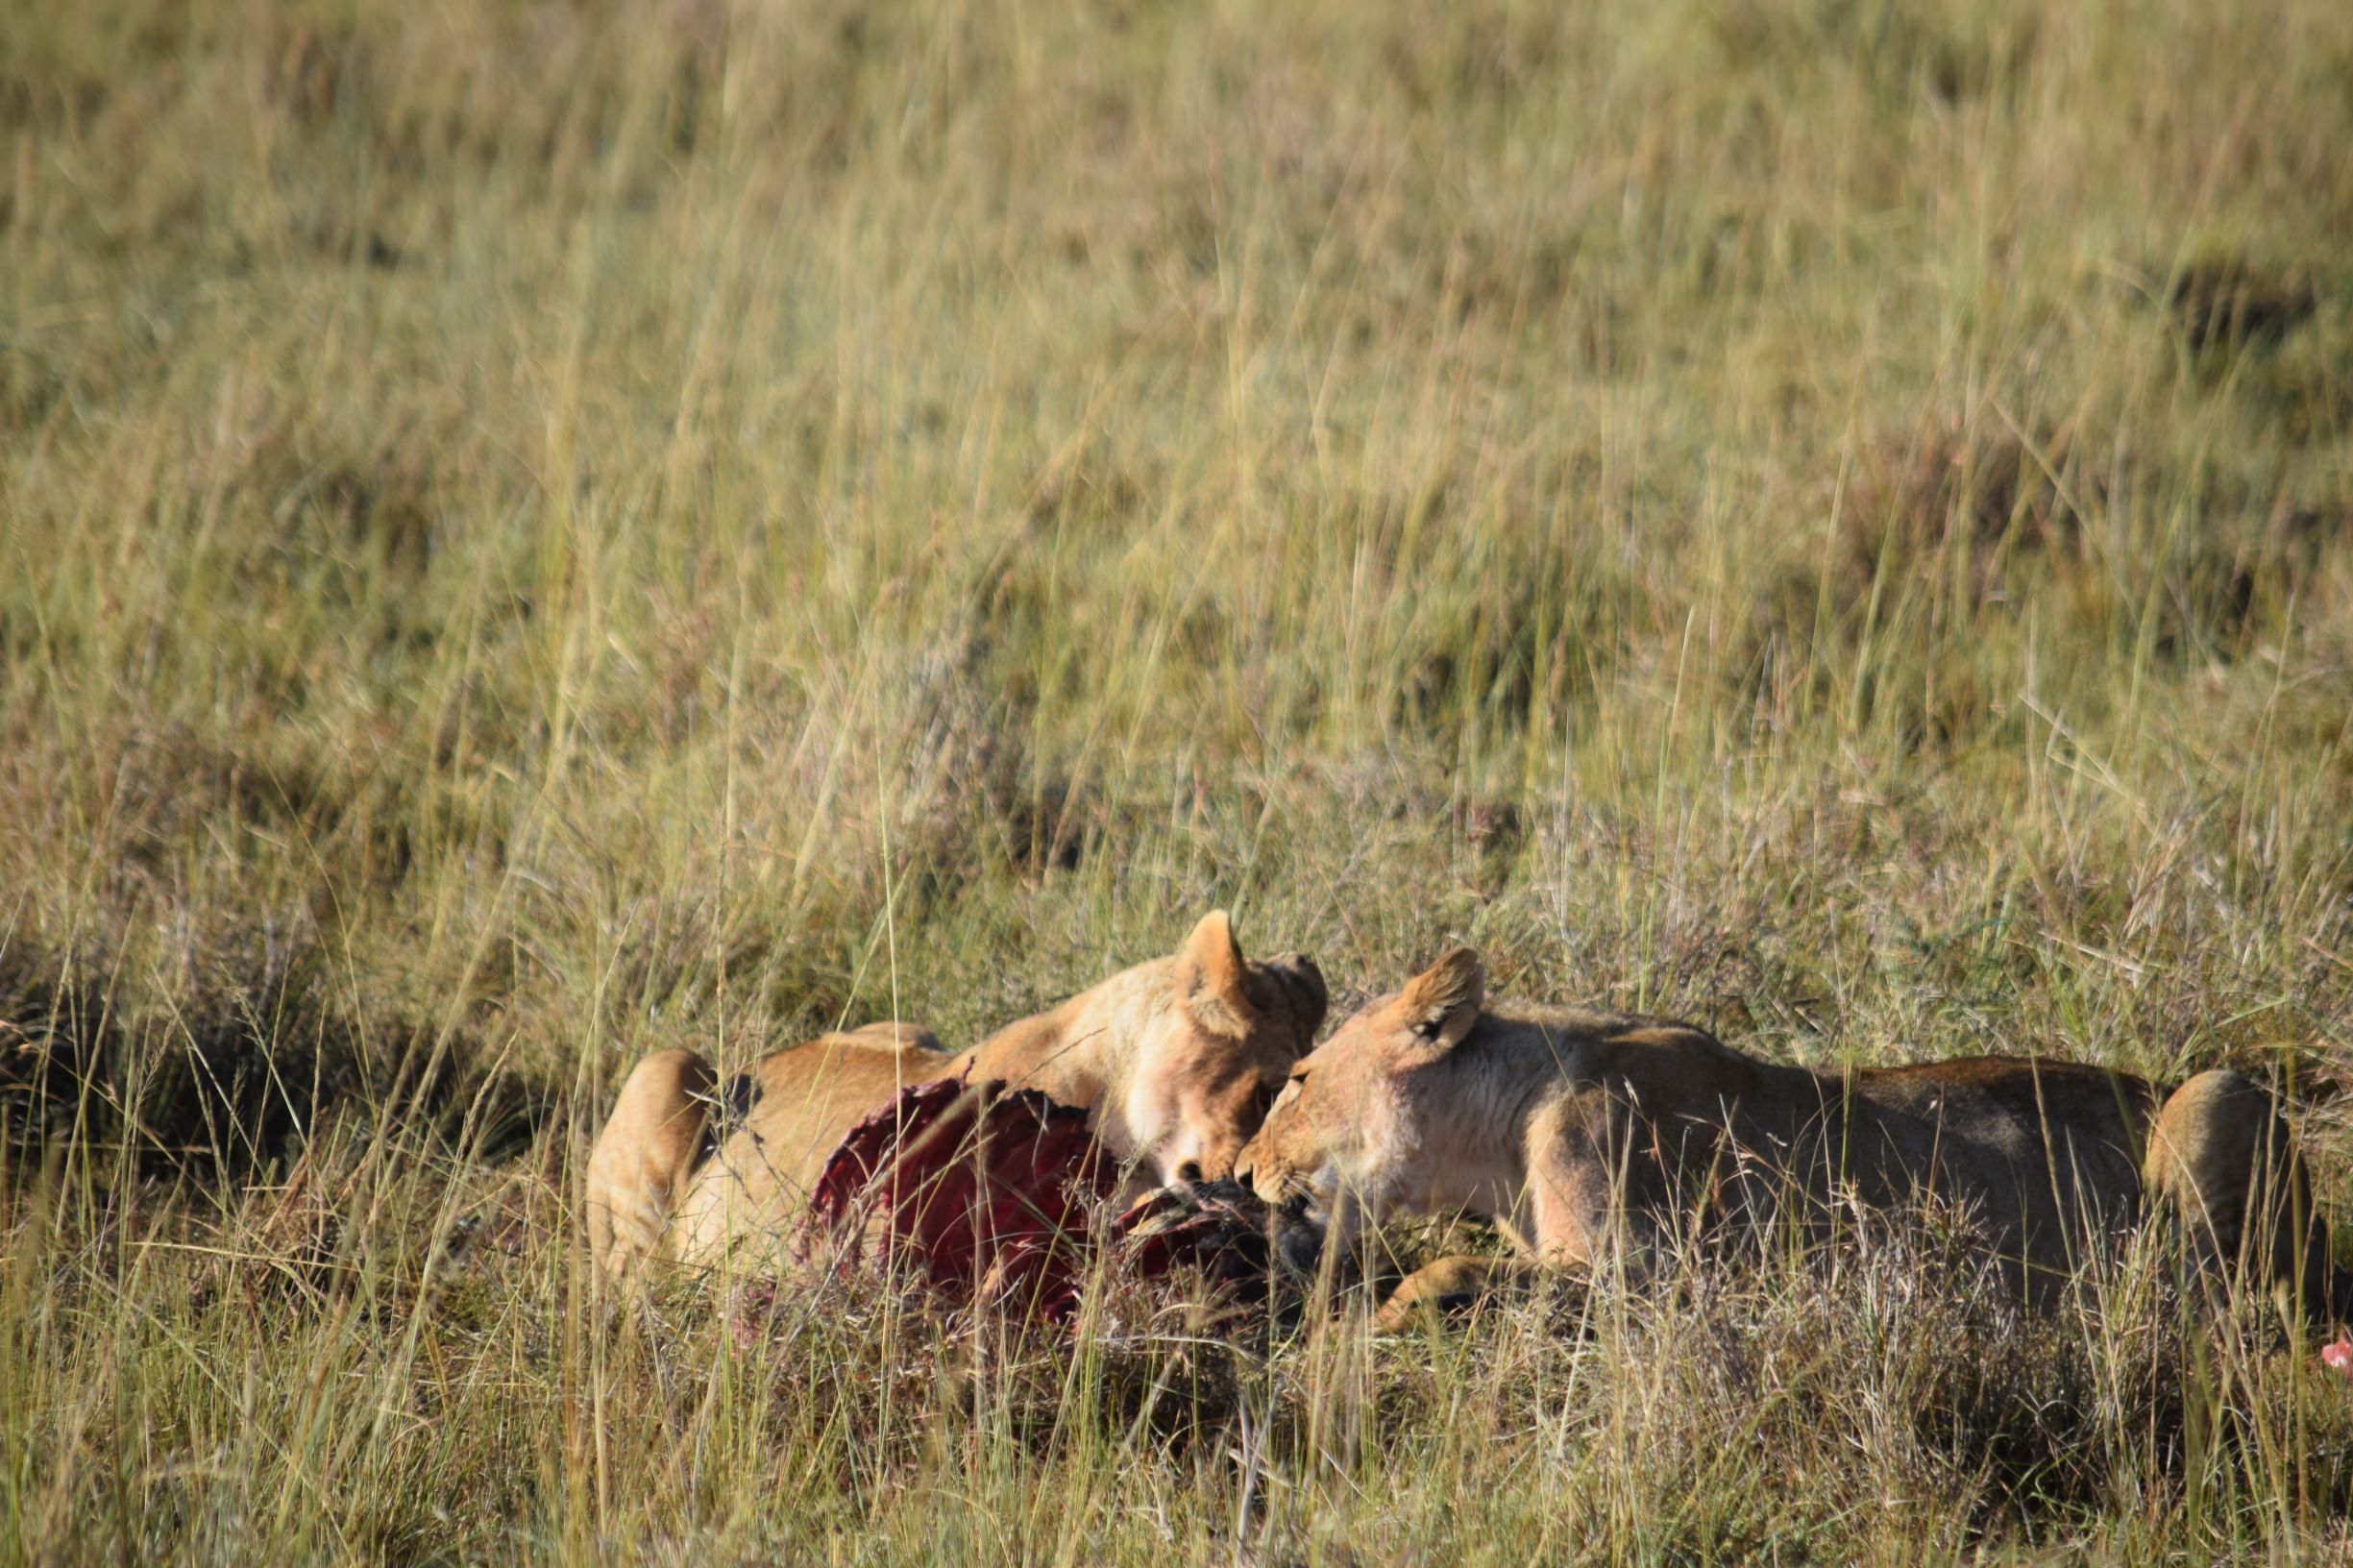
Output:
[[2, 0, 2349, 1557]]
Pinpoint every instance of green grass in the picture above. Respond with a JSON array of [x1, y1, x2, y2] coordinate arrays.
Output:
[[3, 0, 2351, 1557]]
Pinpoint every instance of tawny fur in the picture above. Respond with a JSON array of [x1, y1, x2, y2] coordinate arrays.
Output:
[[583, 913, 1325, 1280], [1238, 947, 2345, 1333]]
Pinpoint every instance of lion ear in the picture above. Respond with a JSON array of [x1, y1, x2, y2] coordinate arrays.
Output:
[[1175, 910, 1255, 1037], [1395, 946, 1484, 1059]]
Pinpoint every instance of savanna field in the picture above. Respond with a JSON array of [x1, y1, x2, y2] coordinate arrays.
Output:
[[3, 0, 2351, 1558]]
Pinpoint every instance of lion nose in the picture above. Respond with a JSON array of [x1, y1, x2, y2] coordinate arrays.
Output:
[[1233, 1155, 1254, 1188], [1175, 1159, 1204, 1186]]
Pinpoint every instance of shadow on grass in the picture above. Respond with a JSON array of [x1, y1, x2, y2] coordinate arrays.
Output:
[[0, 923, 551, 1180]]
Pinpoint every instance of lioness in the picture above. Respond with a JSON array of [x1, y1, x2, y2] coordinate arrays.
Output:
[[1238, 946, 2348, 1332], [585, 912, 1326, 1280]]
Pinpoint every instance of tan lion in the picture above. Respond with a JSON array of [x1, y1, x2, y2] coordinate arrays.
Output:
[[585, 912, 1326, 1280], [1238, 946, 2347, 1333]]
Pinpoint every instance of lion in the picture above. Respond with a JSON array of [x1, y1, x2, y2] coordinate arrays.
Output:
[[584, 911, 1326, 1281], [1238, 946, 2349, 1333]]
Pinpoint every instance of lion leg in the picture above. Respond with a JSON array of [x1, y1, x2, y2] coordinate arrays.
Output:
[[2143, 1068, 2347, 1325], [1369, 1188, 1596, 1334], [583, 1048, 718, 1283], [1371, 1255, 1538, 1334]]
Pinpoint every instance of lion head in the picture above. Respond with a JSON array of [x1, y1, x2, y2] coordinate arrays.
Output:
[[1235, 945, 1486, 1245], [1115, 911, 1330, 1186]]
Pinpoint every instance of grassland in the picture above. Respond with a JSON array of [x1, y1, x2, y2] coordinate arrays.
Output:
[[3, 0, 2351, 1558]]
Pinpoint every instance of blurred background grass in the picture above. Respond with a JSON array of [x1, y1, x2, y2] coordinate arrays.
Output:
[[2, 0, 2350, 1558]]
